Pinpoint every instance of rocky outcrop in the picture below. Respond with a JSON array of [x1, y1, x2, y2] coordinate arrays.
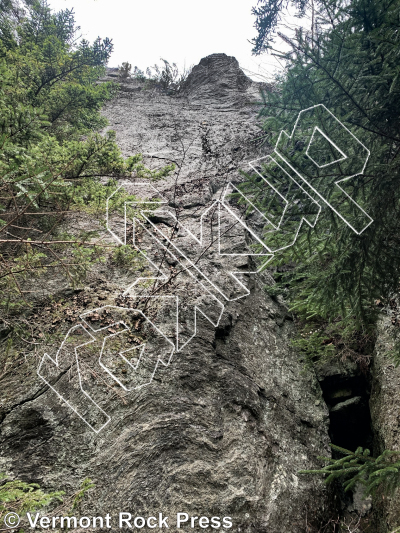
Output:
[[181, 53, 258, 108], [370, 314, 400, 532], [0, 54, 334, 532]]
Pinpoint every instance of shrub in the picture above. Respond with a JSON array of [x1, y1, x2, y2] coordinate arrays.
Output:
[[145, 58, 192, 94], [118, 61, 132, 79]]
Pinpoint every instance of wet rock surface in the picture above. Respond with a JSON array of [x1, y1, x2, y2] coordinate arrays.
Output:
[[0, 54, 334, 532]]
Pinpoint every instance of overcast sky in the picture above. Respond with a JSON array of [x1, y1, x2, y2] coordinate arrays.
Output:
[[47, 0, 296, 81]]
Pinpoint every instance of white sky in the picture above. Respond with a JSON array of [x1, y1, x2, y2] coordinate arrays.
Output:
[[47, 0, 298, 81]]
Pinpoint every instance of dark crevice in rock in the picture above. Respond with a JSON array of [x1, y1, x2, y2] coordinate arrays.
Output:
[[201, 131, 212, 156], [0, 386, 47, 426], [214, 315, 233, 344], [318, 364, 374, 521], [0, 364, 71, 428], [319, 371, 373, 453]]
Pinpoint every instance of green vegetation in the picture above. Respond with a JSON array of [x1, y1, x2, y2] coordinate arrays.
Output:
[[0, 472, 63, 524], [118, 61, 132, 79], [145, 59, 192, 94], [0, 0, 174, 324], [68, 478, 95, 515], [246, 0, 400, 359], [0, 473, 96, 532], [111, 244, 142, 271], [289, 315, 374, 371], [300, 445, 400, 498], [248, 0, 400, 502], [116, 58, 192, 93]]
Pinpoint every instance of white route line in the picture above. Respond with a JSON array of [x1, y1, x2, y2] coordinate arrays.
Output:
[[37, 324, 111, 434], [80, 305, 176, 392], [37, 104, 372, 432], [273, 104, 373, 235]]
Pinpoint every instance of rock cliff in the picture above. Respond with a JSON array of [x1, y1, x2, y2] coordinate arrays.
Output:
[[0, 53, 334, 532]]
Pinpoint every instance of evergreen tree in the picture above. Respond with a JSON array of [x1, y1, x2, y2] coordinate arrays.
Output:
[[299, 445, 400, 499], [247, 0, 400, 502], [0, 1, 174, 320], [244, 0, 400, 351]]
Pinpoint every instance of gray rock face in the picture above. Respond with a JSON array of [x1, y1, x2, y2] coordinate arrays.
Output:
[[0, 54, 333, 532], [181, 53, 257, 108], [370, 314, 400, 532]]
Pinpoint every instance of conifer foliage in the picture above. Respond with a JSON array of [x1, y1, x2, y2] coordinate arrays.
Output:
[[248, 0, 400, 501], [247, 0, 400, 349], [0, 1, 173, 322], [0, 472, 63, 523], [300, 445, 400, 498]]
